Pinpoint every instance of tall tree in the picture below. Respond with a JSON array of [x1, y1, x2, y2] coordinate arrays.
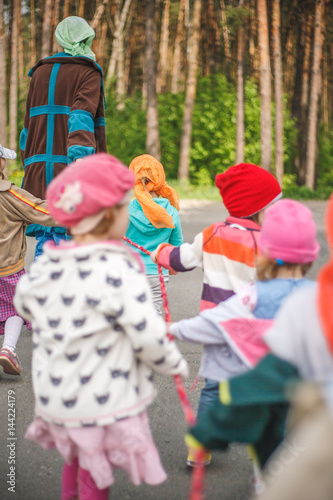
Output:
[[91, 0, 109, 31], [178, 0, 202, 181], [295, 6, 313, 185], [157, 0, 170, 93], [220, 0, 230, 74], [78, 0, 85, 18], [41, 0, 53, 59], [17, 0, 23, 82], [236, 1, 246, 164], [272, 0, 284, 185], [249, 0, 258, 79], [145, 0, 160, 159], [0, 0, 6, 148], [52, 0, 61, 54], [171, 0, 185, 94], [9, 0, 18, 151], [63, 0, 71, 19], [305, 0, 328, 189], [30, 0, 37, 66], [106, 0, 133, 84], [257, 0, 272, 171]]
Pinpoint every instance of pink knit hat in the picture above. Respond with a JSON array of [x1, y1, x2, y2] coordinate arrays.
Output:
[[215, 163, 282, 217], [258, 199, 320, 264], [47, 154, 134, 234]]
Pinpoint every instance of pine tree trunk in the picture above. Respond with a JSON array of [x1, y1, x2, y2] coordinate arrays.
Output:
[[305, 0, 327, 189], [78, 0, 85, 17], [145, 0, 160, 159], [220, 0, 230, 73], [249, 0, 258, 79], [30, 0, 37, 66], [9, 0, 18, 152], [283, 0, 298, 96], [257, 0, 272, 171], [272, 0, 283, 186], [63, 0, 71, 19], [0, 0, 6, 148], [236, 19, 245, 164], [52, 0, 61, 54], [297, 8, 312, 185], [322, 43, 329, 134], [124, 22, 135, 94], [17, 1, 23, 81], [157, 0, 170, 94], [41, 0, 53, 59], [116, 28, 125, 109], [171, 0, 185, 94], [100, 20, 108, 68], [207, 0, 219, 73], [106, 0, 132, 85], [91, 0, 109, 31], [178, 0, 202, 181]]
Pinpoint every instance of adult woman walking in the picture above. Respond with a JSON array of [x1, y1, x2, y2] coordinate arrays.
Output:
[[20, 16, 107, 256]]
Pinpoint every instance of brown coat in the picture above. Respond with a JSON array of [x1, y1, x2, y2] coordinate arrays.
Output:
[[0, 180, 56, 277], [20, 54, 107, 200]]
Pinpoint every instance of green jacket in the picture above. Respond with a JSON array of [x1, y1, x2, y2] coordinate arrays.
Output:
[[185, 354, 300, 466]]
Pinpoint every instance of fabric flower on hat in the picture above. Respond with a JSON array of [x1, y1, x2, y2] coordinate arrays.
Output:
[[54, 181, 83, 214]]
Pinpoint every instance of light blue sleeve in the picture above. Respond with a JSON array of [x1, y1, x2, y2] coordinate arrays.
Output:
[[169, 307, 231, 345], [169, 294, 251, 345], [169, 209, 183, 246]]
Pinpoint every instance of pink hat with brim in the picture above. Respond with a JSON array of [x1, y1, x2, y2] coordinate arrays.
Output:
[[258, 199, 320, 264], [47, 153, 134, 233]]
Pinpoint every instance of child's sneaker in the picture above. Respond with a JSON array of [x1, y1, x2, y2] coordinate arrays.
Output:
[[186, 450, 211, 467], [0, 346, 21, 375]]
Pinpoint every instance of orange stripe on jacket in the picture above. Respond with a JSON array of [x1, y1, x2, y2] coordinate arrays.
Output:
[[0, 258, 24, 276], [8, 189, 49, 214], [202, 225, 258, 267]]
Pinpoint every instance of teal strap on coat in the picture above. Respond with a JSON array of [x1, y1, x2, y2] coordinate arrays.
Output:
[[24, 154, 70, 167], [20, 128, 28, 151], [67, 145, 95, 161], [29, 105, 71, 117], [68, 109, 94, 134]]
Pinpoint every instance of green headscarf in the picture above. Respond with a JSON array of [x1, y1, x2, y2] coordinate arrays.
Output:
[[55, 16, 96, 61]]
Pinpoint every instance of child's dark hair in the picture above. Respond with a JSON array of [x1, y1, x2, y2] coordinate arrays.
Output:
[[256, 257, 312, 281]]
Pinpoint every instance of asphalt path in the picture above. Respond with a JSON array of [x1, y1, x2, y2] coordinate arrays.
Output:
[[0, 200, 329, 500]]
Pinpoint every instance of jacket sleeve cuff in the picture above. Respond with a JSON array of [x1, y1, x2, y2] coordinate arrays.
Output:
[[156, 243, 175, 270]]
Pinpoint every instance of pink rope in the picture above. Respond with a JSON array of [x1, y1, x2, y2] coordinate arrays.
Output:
[[123, 236, 205, 500]]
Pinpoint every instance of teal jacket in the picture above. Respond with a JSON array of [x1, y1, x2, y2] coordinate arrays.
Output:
[[126, 198, 183, 275]]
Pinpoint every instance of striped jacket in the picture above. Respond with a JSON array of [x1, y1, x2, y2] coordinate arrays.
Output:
[[20, 53, 107, 201], [0, 180, 55, 277], [156, 216, 261, 310]]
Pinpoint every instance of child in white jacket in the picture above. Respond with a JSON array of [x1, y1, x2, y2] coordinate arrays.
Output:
[[15, 154, 188, 500]]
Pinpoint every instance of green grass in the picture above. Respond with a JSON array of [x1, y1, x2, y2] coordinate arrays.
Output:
[[168, 180, 221, 200]]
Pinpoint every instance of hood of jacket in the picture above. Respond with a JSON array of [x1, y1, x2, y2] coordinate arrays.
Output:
[[28, 53, 103, 78]]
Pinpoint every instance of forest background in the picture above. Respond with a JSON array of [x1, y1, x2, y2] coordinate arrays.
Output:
[[1, 0, 332, 199]]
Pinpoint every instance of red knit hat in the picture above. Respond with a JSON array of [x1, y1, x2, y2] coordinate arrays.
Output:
[[215, 163, 282, 217]]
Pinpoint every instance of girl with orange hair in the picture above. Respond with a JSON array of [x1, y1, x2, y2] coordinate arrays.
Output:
[[125, 154, 183, 314]]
